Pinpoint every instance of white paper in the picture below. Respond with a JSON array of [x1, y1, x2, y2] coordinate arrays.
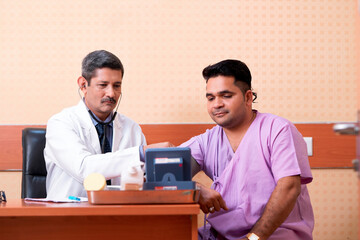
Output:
[[24, 197, 88, 203]]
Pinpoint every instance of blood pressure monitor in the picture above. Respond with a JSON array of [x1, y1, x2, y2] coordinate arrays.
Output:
[[143, 147, 196, 190]]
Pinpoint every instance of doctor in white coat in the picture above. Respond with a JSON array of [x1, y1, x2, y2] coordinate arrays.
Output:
[[44, 50, 172, 199]]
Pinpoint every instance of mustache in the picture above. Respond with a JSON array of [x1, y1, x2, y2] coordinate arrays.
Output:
[[101, 97, 116, 104]]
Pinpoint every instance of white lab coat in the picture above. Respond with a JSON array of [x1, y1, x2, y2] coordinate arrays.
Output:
[[44, 100, 146, 199]]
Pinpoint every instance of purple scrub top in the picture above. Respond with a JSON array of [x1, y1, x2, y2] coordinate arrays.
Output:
[[181, 111, 314, 239]]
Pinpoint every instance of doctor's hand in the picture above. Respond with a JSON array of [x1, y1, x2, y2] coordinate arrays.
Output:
[[198, 184, 228, 214], [142, 142, 175, 153]]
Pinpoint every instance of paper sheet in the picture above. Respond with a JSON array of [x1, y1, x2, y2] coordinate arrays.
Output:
[[24, 197, 88, 203]]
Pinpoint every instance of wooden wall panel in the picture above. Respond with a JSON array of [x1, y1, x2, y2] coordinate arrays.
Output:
[[295, 124, 356, 168], [0, 124, 355, 170], [0, 125, 44, 170]]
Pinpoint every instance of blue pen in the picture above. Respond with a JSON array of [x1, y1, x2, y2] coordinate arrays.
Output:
[[68, 196, 81, 201]]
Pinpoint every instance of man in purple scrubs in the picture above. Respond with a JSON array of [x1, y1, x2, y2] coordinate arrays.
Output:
[[180, 60, 314, 240]]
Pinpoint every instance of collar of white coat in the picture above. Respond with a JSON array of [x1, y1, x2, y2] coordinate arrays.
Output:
[[76, 99, 122, 129], [75, 100, 124, 153]]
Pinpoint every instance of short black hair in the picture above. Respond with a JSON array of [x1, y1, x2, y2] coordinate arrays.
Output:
[[202, 59, 257, 101], [82, 50, 124, 85]]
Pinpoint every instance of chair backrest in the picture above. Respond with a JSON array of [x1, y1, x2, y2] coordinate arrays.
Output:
[[21, 128, 47, 198]]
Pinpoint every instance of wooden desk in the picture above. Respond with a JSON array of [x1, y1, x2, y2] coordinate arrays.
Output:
[[0, 199, 199, 240]]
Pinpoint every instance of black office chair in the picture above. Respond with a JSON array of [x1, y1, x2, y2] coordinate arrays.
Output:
[[21, 128, 47, 198]]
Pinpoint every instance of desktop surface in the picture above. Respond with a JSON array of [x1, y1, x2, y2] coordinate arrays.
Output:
[[0, 199, 199, 240]]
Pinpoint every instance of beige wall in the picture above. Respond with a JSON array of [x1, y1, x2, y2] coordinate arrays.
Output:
[[0, 0, 359, 124], [0, 1, 359, 240]]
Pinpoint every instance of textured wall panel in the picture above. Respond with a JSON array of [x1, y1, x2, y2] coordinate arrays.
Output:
[[0, 0, 358, 124]]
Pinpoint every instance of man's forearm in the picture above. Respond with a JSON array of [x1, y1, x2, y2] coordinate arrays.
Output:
[[249, 175, 301, 240], [191, 157, 201, 177]]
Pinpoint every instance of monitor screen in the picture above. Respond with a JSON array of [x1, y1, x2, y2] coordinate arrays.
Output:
[[145, 147, 192, 182]]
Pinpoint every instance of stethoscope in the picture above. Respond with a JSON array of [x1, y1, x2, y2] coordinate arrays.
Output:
[[78, 86, 122, 153]]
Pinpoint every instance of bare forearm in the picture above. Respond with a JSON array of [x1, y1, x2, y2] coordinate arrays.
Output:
[[191, 157, 201, 177], [250, 176, 301, 240]]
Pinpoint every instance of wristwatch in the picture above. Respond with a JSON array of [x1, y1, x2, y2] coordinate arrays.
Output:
[[246, 233, 260, 240]]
